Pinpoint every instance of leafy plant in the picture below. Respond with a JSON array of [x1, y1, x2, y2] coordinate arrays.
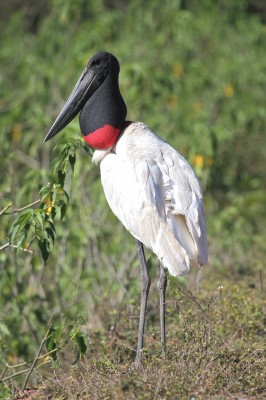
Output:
[[3, 137, 93, 263]]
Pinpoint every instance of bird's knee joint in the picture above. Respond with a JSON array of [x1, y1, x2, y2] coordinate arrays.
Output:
[[157, 274, 167, 291], [157, 280, 167, 291], [142, 275, 150, 293]]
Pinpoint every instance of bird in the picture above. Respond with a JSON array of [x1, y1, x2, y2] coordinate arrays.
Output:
[[44, 51, 208, 366]]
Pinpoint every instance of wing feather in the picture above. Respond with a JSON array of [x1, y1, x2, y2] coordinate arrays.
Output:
[[96, 122, 208, 276]]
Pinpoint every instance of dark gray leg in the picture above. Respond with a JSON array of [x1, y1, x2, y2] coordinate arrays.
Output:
[[135, 240, 150, 367], [157, 265, 167, 359]]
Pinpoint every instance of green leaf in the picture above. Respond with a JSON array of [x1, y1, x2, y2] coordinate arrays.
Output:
[[16, 231, 26, 249], [72, 331, 87, 364], [38, 238, 51, 263], [9, 224, 20, 244], [46, 227, 55, 244], [63, 190, 69, 203], [75, 332, 87, 357], [39, 184, 51, 201], [9, 210, 34, 246], [51, 206, 57, 220], [69, 154, 76, 172], [46, 326, 58, 361], [35, 209, 44, 230], [47, 220, 56, 233], [58, 170, 66, 187], [83, 142, 94, 157], [60, 202, 67, 221], [12, 209, 34, 227]]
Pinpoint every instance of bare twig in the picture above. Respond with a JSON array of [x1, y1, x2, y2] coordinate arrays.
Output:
[[0, 361, 27, 381], [0, 243, 10, 251], [0, 360, 51, 384], [0, 367, 30, 383], [168, 276, 205, 312], [0, 202, 13, 216], [23, 328, 50, 389], [5, 361, 27, 369], [1, 199, 40, 215], [0, 365, 7, 381], [0, 322, 82, 386], [0, 242, 33, 254]]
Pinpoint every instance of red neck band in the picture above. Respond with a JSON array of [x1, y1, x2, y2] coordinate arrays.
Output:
[[83, 125, 121, 149]]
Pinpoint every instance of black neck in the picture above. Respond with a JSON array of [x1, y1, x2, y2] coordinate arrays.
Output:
[[79, 74, 127, 135]]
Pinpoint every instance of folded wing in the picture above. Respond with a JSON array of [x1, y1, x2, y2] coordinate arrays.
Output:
[[97, 122, 208, 276]]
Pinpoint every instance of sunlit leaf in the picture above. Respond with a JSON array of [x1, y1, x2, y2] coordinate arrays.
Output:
[[35, 210, 44, 230], [12, 209, 34, 227]]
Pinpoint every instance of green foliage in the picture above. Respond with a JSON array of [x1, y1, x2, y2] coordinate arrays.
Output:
[[46, 326, 58, 360], [45, 321, 87, 363], [0, 0, 265, 397], [6, 137, 89, 264]]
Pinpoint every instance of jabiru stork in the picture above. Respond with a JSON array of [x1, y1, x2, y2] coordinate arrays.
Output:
[[44, 51, 208, 366]]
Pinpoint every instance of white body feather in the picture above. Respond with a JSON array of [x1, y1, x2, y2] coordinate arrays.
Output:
[[93, 122, 208, 277]]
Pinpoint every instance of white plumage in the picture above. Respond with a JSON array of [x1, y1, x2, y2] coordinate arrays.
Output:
[[93, 121, 208, 276]]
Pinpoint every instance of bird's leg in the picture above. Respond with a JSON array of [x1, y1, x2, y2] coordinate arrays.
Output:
[[135, 240, 150, 367], [157, 265, 167, 359]]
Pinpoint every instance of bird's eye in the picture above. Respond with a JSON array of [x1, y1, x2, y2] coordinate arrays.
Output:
[[93, 59, 101, 66]]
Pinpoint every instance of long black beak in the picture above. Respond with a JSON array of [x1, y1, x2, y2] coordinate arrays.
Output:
[[44, 68, 101, 142]]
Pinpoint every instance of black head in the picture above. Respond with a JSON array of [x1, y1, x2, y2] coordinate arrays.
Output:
[[87, 51, 120, 80], [44, 51, 126, 144]]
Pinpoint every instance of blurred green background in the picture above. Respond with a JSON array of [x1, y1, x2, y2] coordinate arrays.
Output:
[[0, 0, 265, 394]]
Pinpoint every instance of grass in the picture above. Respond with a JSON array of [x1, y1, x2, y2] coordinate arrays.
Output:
[[6, 268, 265, 400]]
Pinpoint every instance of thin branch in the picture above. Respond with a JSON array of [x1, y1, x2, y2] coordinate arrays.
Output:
[[23, 328, 50, 389], [0, 348, 56, 384], [1, 322, 83, 385], [2, 199, 40, 215], [0, 360, 51, 384], [0, 361, 28, 381], [0, 243, 10, 251], [5, 361, 27, 369], [0, 365, 7, 381], [168, 276, 205, 312], [34, 359, 51, 371], [12, 244, 34, 254], [0, 242, 34, 254], [0, 367, 30, 383], [0, 202, 13, 216]]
